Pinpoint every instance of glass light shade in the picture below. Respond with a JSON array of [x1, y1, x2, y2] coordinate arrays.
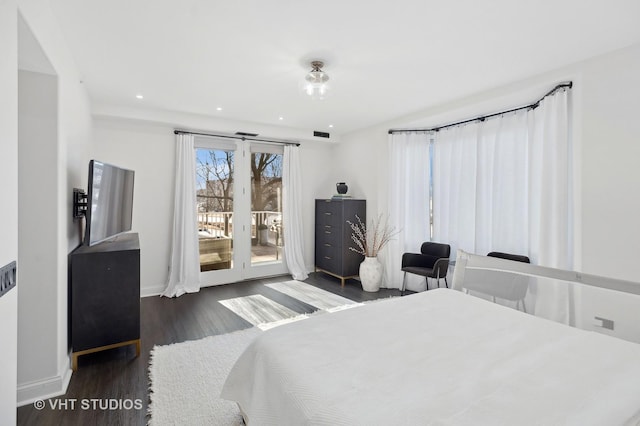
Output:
[[304, 69, 329, 100]]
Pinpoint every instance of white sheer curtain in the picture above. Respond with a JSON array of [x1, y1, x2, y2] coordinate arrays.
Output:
[[432, 123, 478, 256], [528, 89, 572, 269], [432, 88, 571, 272], [162, 133, 201, 297], [383, 132, 431, 290], [282, 144, 308, 281], [475, 110, 529, 256], [528, 89, 572, 322]]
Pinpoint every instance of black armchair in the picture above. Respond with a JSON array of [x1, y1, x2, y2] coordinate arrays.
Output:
[[487, 251, 530, 264], [401, 242, 451, 294]]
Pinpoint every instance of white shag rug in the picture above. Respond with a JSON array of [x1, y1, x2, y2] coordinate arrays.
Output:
[[148, 327, 261, 426], [148, 296, 395, 425]]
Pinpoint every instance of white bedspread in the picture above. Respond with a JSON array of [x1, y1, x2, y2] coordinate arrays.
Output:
[[221, 289, 640, 425]]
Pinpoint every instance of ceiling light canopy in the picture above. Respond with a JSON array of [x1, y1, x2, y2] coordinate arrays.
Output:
[[304, 60, 329, 100]]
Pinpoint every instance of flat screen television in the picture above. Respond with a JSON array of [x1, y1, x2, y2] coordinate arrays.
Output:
[[85, 160, 135, 246]]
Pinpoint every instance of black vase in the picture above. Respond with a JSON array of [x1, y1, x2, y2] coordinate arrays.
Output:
[[336, 182, 348, 194]]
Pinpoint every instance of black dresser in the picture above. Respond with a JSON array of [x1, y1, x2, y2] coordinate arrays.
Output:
[[315, 199, 366, 286], [69, 233, 140, 370]]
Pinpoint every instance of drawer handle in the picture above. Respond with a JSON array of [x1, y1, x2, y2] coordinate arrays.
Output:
[[324, 256, 332, 260], [325, 231, 331, 234], [324, 212, 332, 216], [324, 225, 331, 228], [324, 243, 331, 247]]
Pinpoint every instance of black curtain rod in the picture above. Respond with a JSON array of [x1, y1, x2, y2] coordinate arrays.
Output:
[[174, 129, 301, 146], [388, 81, 573, 134]]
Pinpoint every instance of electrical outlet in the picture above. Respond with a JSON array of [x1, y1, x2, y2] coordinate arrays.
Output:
[[594, 316, 615, 330], [0, 261, 17, 298]]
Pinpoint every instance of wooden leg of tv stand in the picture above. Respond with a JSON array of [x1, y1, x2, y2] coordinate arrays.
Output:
[[72, 339, 141, 371]]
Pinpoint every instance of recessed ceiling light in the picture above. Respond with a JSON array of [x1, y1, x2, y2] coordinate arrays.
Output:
[[279, 116, 284, 121], [216, 107, 223, 111], [329, 124, 334, 128], [135, 94, 144, 99]]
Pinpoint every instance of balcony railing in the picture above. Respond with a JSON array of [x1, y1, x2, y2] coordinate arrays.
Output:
[[197, 210, 281, 240]]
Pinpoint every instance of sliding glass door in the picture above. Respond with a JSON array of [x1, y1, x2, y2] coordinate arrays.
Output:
[[195, 137, 287, 286]]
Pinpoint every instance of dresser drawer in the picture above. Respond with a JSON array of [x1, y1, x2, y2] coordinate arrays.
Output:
[[317, 243, 336, 261], [316, 199, 340, 214], [315, 200, 342, 227], [317, 211, 342, 227], [315, 233, 340, 268], [316, 225, 340, 246], [316, 248, 341, 274]]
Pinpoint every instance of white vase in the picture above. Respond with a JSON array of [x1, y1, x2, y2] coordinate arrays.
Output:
[[359, 256, 382, 292]]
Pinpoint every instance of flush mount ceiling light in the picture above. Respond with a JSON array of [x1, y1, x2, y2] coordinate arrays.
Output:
[[304, 60, 329, 100]]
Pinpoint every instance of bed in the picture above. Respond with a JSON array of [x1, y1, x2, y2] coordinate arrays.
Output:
[[221, 251, 640, 425]]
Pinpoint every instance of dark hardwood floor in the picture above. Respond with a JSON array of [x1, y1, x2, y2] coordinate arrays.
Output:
[[17, 273, 401, 426]]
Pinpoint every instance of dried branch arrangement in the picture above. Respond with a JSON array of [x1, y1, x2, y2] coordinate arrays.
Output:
[[347, 214, 399, 257]]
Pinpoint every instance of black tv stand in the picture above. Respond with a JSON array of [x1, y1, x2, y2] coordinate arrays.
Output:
[[69, 233, 140, 370]]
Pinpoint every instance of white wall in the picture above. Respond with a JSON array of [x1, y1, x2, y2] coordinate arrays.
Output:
[[0, 0, 19, 422], [579, 45, 640, 281], [18, 69, 59, 387], [333, 42, 640, 284], [16, 0, 93, 405], [297, 139, 338, 272], [92, 116, 334, 296], [92, 119, 174, 296]]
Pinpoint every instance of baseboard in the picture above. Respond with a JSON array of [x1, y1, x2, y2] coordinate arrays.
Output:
[[142, 269, 314, 298], [141, 283, 166, 298], [17, 367, 73, 407]]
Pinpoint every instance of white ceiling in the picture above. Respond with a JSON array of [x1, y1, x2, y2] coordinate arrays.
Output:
[[50, 0, 640, 136]]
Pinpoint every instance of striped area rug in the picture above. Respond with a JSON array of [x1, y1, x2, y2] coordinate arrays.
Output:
[[218, 294, 299, 324], [266, 280, 361, 312], [218, 280, 362, 330]]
